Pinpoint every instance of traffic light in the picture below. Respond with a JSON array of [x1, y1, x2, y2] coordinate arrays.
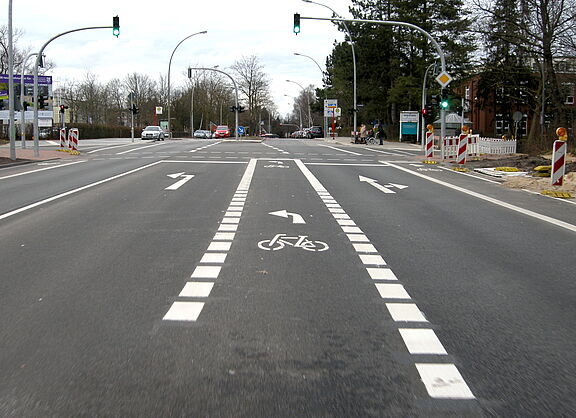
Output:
[[293, 13, 301, 34], [59, 104, 69, 113], [131, 104, 139, 114], [230, 105, 236, 112], [238, 105, 246, 113], [440, 89, 449, 110], [38, 96, 46, 110], [113, 16, 120, 37], [23, 101, 29, 111]]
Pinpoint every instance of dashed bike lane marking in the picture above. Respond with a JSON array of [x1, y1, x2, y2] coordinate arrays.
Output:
[[162, 159, 257, 322], [294, 159, 475, 400], [262, 142, 290, 154]]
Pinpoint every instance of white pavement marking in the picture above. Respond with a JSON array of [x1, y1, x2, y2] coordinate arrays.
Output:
[[319, 145, 363, 155], [385, 161, 576, 233], [364, 148, 403, 156], [0, 160, 86, 180], [163, 302, 205, 321], [190, 141, 222, 153], [399, 329, 447, 355], [163, 159, 257, 323], [116, 143, 164, 155], [295, 158, 474, 400], [191, 266, 222, 279], [415, 364, 475, 399], [165, 174, 195, 190], [375, 283, 411, 299], [437, 165, 500, 184], [86, 143, 136, 153], [0, 161, 163, 221], [179, 282, 214, 297], [386, 303, 428, 322]]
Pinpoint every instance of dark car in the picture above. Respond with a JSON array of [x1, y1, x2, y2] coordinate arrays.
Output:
[[306, 126, 323, 138]]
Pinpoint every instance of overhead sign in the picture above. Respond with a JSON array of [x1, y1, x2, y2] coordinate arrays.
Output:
[[155, 106, 163, 115], [435, 71, 453, 87]]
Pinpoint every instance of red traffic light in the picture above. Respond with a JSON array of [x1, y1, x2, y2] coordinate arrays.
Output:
[[421, 108, 428, 115]]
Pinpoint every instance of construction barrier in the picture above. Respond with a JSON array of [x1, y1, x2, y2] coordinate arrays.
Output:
[[552, 140, 567, 186], [425, 130, 434, 159], [68, 128, 79, 151], [457, 132, 468, 164], [477, 137, 517, 154], [60, 128, 67, 148], [441, 136, 459, 160]]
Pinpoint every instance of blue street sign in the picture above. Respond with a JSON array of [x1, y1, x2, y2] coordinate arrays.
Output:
[[238, 126, 245, 135]]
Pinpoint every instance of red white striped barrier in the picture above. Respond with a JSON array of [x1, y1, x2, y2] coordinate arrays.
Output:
[[68, 128, 79, 151], [457, 133, 468, 164], [60, 128, 67, 148], [552, 140, 567, 186], [425, 131, 434, 159]]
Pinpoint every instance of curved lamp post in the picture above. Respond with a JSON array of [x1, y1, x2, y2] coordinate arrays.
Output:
[[294, 52, 327, 137], [286, 79, 312, 127], [285, 94, 303, 129], [167, 31, 207, 135]]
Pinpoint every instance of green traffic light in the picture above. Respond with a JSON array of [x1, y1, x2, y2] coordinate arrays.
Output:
[[440, 100, 449, 109], [113, 15, 120, 37], [294, 13, 301, 34]]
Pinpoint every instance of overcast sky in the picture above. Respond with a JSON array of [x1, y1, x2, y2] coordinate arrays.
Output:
[[1, 0, 353, 116]]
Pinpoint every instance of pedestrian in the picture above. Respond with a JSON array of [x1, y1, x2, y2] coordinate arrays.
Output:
[[378, 122, 384, 145], [359, 124, 367, 144]]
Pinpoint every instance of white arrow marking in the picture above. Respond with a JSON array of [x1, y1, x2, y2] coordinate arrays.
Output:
[[385, 183, 409, 190], [165, 174, 195, 190], [167, 172, 186, 179], [268, 209, 306, 224], [358, 175, 396, 194]]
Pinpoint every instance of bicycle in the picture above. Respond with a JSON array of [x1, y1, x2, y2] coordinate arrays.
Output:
[[366, 136, 377, 144], [258, 234, 329, 252]]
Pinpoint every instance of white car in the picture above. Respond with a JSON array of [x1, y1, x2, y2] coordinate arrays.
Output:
[[141, 126, 165, 141], [193, 129, 211, 139]]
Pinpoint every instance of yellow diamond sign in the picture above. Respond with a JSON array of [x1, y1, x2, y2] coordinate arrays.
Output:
[[436, 71, 453, 87]]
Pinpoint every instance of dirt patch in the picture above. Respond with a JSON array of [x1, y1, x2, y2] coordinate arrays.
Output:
[[453, 153, 576, 194]]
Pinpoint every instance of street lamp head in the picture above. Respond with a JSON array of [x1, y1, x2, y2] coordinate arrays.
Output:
[[200, 31, 208, 34], [294, 52, 301, 56], [302, 0, 312, 3]]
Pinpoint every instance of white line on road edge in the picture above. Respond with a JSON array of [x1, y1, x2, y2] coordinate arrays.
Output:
[[163, 158, 258, 322], [0, 161, 163, 221], [363, 148, 403, 156], [116, 143, 165, 155], [319, 145, 363, 155], [189, 141, 222, 153], [86, 143, 138, 154], [0, 160, 86, 180], [295, 159, 475, 400], [384, 161, 576, 234]]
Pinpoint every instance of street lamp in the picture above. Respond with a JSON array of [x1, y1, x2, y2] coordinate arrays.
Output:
[[294, 52, 327, 138], [286, 79, 312, 127], [167, 31, 207, 136], [284, 94, 303, 129], [302, 0, 357, 139]]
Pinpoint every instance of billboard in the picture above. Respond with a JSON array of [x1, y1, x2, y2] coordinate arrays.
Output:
[[0, 74, 53, 124]]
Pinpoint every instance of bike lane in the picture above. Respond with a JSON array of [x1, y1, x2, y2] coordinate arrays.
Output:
[[155, 158, 482, 416]]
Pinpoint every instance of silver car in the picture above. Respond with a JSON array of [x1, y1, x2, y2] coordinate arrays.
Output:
[[141, 126, 165, 141], [193, 129, 211, 139]]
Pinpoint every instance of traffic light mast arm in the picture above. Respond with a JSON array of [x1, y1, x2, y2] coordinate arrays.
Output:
[[32, 24, 116, 158]]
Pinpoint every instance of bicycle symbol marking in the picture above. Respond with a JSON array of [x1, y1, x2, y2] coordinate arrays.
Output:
[[258, 234, 329, 252]]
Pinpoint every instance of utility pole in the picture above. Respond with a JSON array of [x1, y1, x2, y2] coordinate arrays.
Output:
[[7, 0, 16, 160]]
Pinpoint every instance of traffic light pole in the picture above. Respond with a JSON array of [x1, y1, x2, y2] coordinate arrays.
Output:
[[188, 67, 239, 140], [300, 16, 448, 143], [421, 62, 436, 149], [33, 26, 113, 157]]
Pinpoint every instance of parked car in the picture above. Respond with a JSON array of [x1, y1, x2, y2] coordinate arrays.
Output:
[[306, 126, 324, 138], [141, 126, 165, 141], [193, 129, 211, 139], [290, 130, 306, 138], [213, 125, 231, 138], [260, 133, 279, 138]]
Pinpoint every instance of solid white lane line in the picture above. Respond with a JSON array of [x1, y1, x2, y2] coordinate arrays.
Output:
[[385, 161, 576, 233], [0, 160, 86, 180], [415, 364, 475, 399], [375, 283, 411, 299], [364, 148, 403, 156], [437, 165, 500, 184], [191, 266, 221, 279], [163, 302, 205, 321], [386, 303, 428, 322], [86, 143, 136, 153], [179, 282, 214, 297], [399, 329, 447, 355], [200, 253, 227, 263], [0, 161, 163, 221], [319, 145, 363, 155], [116, 143, 164, 154]]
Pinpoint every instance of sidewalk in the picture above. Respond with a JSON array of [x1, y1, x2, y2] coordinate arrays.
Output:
[[0, 146, 76, 167], [320, 135, 422, 149]]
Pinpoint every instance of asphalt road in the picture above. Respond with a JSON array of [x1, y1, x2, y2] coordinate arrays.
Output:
[[0, 137, 575, 417]]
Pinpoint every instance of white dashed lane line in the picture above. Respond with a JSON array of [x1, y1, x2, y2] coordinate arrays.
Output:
[[295, 159, 475, 400], [163, 158, 257, 322]]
